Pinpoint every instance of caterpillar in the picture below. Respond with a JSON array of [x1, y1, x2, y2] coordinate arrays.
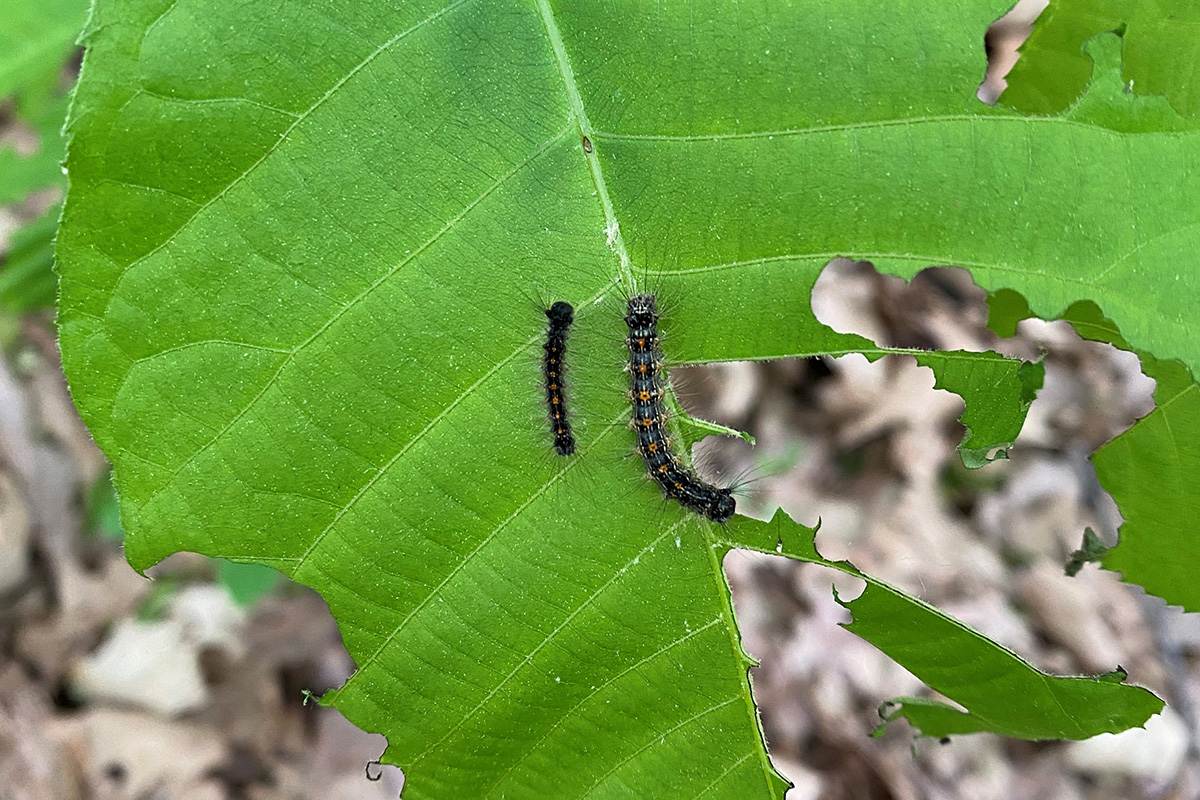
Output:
[[624, 293, 736, 522], [543, 301, 576, 456]]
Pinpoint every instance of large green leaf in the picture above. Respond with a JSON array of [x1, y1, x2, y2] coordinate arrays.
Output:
[[57, 1, 1187, 797], [1002, 0, 1200, 118]]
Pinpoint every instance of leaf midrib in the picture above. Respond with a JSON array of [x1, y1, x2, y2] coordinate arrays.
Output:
[[533, 0, 634, 287], [533, 2, 782, 797]]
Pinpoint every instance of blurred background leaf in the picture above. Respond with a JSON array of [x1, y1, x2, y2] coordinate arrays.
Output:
[[0, 0, 89, 316]]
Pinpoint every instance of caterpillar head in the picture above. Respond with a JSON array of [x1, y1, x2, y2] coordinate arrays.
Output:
[[624, 294, 658, 327], [545, 301, 574, 325], [707, 489, 736, 523]]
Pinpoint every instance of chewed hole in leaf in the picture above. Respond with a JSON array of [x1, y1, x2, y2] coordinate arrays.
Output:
[[689, 260, 1171, 743], [810, 260, 1162, 569]]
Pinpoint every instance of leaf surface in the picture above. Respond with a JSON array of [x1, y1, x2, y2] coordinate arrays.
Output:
[[56, 1, 1187, 797], [1097, 353, 1200, 608]]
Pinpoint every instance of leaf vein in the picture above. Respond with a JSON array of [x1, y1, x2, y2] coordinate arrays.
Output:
[[577, 696, 742, 800], [323, 410, 628, 701], [693, 751, 758, 800], [483, 616, 724, 798], [408, 519, 689, 767], [589, 113, 1195, 142]]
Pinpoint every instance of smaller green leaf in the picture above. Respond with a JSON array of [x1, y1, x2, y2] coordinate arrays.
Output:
[[215, 558, 282, 608], [1098, 667, 1129, 684], [0, 0, 87, 205], [912, 351, 1043, 468], [982, 294, 1200, 612], [985, 288, 1033, 339], [0, 0, 86, 316], [136, 576, 182, 622], [1065, 528, 1110, 577], [722, 510, 1163, 740], [0, 92, 70, 206], [1057, 299, 1130, 350], [1036, 301, 1200, 612], [1096, 353, 1200, 609], [85, 468, 124, 541]]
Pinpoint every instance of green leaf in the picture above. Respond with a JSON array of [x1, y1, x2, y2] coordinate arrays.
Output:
[[215, 558, 282, 607], [56, 0, 1191, 796], [1002, 0, 1200, 119], [913, 350, 1042, 467], [724, 512, 1163, 740], [1065, 528, 1109, 577], [0, 92, 71, 206], [85, 468, 124, 541], [0, 0, 87, 202], [1096, 352, 1200, 608], [590, 29, 1200, 375], [986, 288, 1034, 339], [0, 0, 88, 314]]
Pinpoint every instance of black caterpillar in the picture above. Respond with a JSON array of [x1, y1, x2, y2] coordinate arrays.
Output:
[[543, 301, 576, 456], [624, 293, 735, 522]]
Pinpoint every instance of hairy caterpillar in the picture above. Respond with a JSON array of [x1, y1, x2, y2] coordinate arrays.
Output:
[[543, 301, 576, 456], [624, 293, 736, 522]]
